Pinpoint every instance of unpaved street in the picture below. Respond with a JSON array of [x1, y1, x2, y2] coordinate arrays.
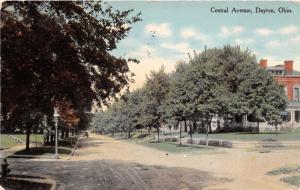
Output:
[[10, 158, 225, 190], [73, 134, 300, 190], [8, 134, 300, 190]]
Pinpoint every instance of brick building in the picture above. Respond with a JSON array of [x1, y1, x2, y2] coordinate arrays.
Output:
[[259, 59, 300, 127]]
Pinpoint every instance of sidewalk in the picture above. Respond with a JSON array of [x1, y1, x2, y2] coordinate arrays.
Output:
[[0, 136, 82, 161], [0, 145, 25, 159]]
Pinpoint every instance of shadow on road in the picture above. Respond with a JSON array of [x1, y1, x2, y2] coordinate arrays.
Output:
[[8, 158, 231, 190]]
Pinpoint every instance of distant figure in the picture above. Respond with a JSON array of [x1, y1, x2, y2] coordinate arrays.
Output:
[[84, 132, 89, 138]]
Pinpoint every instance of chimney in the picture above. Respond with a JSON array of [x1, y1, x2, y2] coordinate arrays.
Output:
[[284, 60, 293, 73], [259, 59, 267, 69]]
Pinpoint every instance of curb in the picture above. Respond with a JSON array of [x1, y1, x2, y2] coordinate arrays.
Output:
[[0, 175, 56, 190]]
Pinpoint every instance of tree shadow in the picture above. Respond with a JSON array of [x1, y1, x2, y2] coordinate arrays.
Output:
[[8, 159, 232, 190]]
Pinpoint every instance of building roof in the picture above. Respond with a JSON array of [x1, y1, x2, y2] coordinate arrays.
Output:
[[266, 65, 285, 71], [266, 66, 300, 77], [287, 70, 300, 77]]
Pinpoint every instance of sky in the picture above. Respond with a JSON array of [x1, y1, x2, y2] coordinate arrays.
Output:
[[108, 1, 300, 90]]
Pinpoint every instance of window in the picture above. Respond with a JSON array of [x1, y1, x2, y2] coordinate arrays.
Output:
[[281, 111, 291, 122], [296, 111, 300, 123], [294, 87, 300, 102], [284, 86, 287, 96]]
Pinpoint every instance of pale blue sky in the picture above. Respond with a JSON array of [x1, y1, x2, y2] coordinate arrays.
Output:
[[108, 1, 300, 89]]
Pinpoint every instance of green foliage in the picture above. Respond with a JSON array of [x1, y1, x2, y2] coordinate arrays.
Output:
[[1, 2, 141, 135], [0, 134, 43, 149], [92, 45, 287, 135], [267, 165, 300, 175], [144, 67, 171, 129], [14, 146, 72, 156], [168, 45, 286, 128], [92, 67, 171, 139], [281, 175, 300, 187]]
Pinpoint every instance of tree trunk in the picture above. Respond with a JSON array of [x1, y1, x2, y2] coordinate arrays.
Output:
[[157, 128, 160, 143], [128, 131, 131, 138], [209, 117, 213, 133], [242, 114, 248, 128], [190, 131, 193, 147], [191, 120, 197, 147], [65, 130, 69, 138], [162, 126, 165, 142], [46, 131, 50, 144], [216, 115, 220, 130], [184, 120, 187, 132], [206, 124, 208, 146], [257, 122, 260, 133], [148, 128, 151, 136], [224, 116, 228, 128], [232, 115, 236, 128], [51, 132, 54, 143], [61, 129, 64, 139], [25, 122, 31, 151], [206, 116, 209, 146], [275, 124, 278, 148], [179, 121, 182, 146], [208, 121, 212, 133]]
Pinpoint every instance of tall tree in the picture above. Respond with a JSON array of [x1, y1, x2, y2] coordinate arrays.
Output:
[[144, 67, 170, 142], [1, 1, 141, 150]]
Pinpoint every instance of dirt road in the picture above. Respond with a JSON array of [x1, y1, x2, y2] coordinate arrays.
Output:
[[73, 134, 300, 190], [10, 158, 225, 190]]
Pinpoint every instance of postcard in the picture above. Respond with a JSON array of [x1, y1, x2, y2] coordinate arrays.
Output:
[[1, 1, 300, 190]]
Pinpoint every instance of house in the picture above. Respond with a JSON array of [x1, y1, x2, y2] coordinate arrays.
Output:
[[163, 59, 300, 133], [259, 59, 300, 129]]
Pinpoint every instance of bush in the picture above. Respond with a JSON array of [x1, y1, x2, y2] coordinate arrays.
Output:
[[216, 126, 259, 133], [221, 141, 233, 148], [164, 136, 178, 142], [14, 146, 72, 155], [197, 127, 207, 133], [280, 125, 300, 133], [197, 139, 232, 148], [198, 140, 207, 145], [58, 137, 78, 148], [208, 140, 221, 147], [281, 175, 300, 187]]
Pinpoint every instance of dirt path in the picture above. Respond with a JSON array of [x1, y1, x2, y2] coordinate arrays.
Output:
[[10, 158, 226, 190], [73, 134, 300, 190]]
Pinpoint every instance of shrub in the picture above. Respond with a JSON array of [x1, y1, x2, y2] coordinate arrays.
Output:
[[221, 141, 233, 148], [208, 140, 221, 147]]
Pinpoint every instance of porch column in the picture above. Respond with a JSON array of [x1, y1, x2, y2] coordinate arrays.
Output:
[[290, 110, 295, 124]]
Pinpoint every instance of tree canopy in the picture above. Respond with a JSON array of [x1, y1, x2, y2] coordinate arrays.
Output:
[[1, 1, 141, 124], [92, 45, 288, 138], [1, 1, 141, 149]]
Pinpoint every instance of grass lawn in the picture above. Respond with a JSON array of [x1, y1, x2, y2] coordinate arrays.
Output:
[[267, 165, 300, 176], [8, 136, 79, 158], [136, 140, 224, 155], [14, 146, 72, 157], [0, 134, 43, 149], [281, 175, 300, 187], [169, 132, 300, 141], [267, 165, 300, 187], [113, 132, 221, 154], [114, 131, 300, 142]]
